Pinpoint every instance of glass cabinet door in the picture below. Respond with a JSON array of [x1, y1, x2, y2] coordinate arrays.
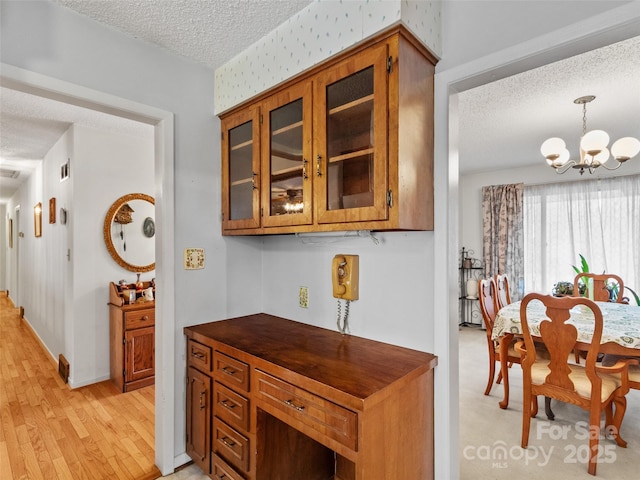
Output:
[[261, 82, 313, 227], [314, 43, 389, 225], [221, 107, 261, 230]]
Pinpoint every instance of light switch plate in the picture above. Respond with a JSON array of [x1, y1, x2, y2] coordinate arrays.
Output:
[[184, 248, 205, 270]]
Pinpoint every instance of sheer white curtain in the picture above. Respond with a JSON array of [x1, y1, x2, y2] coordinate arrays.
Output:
[[523, 174, 640, 299]]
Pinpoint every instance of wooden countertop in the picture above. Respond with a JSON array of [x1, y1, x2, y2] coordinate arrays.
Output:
[[185, 313, 437, 402]]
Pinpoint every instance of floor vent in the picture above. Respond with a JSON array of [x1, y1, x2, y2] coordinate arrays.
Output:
[[58, 354, 70, 384]]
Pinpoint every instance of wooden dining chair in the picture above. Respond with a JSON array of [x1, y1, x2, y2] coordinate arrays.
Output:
[[573, 273, 627, 303], [573, 273, 628, 363], [517, 293, 636, 476], [494, 273, 511, 309], [478, 278, 520, 397]]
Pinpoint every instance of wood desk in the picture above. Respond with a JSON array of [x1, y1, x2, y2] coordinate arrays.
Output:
[[184, 313, 437, 480]]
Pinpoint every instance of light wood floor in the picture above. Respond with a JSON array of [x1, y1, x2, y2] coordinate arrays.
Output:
[[0, 292, 161, 480]]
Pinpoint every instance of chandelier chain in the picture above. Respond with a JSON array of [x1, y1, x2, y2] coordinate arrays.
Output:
[[582, 102, 587, 137]]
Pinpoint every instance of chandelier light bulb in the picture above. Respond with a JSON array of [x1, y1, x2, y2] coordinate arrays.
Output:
[[592, 147, 610, 165], [580, 129, 610, 156], [541, 137, 566, 159], [611, 137, 640, 162], [552, 148, 570, 167]]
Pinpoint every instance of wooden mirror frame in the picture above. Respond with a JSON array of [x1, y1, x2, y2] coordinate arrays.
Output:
[[103, 193, 155, 272]]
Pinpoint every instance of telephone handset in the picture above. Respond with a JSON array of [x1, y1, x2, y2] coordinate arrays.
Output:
[[332, 254, 359, 300], [332, 254, 359, 334]]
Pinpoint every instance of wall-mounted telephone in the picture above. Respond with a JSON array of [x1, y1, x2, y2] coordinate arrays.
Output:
[[332, 254, 359, 334], [332, 254, 359, 300]]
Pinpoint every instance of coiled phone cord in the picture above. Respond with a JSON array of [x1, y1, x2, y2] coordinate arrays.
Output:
[[337, 299, 351, 335]]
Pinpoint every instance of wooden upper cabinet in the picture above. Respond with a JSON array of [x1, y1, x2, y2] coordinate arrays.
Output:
[[219, 26, 435, 235], [314, 42, 388, 225], [221, 106, 261, 231], [261, 81, 313, 228]]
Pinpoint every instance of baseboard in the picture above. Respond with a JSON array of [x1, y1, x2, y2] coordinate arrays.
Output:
[[173, 452, 192, 470], [21, 316, 58, 369]]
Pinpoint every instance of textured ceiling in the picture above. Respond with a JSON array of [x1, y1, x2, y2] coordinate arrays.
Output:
[[1, 1, 639, 204], [0, 0, 314, 203], [53, 0, 315, 69], [458, 34, 640, 175]]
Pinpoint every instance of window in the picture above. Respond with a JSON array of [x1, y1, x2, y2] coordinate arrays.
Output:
[[523, 175, 640, 298]]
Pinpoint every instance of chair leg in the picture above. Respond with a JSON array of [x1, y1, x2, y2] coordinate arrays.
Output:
[[531, 396, 538, 418], [609, 396, 628, 448], [544, 397, 554, 421], [484, 348, 496, 396], [588, 408, 601, 476], [521, 389, 532, 448], [498, 336, 512, 409]]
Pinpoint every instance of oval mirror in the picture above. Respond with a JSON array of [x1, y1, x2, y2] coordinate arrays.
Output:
[[103, 193, 155, 272]]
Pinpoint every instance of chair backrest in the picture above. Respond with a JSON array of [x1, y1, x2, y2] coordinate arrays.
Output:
[[573, 273, 626, 303], [478, 278, 499, 333], [520, 293, 604, 392], [494, 274, 511, 309]]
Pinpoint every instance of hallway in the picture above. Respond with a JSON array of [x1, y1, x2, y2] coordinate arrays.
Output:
[[0, 292, 160, 479]]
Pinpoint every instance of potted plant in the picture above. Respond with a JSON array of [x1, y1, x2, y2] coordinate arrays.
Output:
[[552, 281, 574, 297]]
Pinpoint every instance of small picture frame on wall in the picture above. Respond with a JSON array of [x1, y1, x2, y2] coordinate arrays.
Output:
[[49, 197, 56, 224], [34, 202, 42, 237]]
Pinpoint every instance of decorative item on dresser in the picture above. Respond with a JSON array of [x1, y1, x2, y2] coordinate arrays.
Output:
[[108, 281, 155, 392], [184, 313, 437, 480]]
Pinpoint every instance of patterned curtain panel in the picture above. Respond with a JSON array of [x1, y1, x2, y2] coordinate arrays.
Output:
[[482, 183, 524, 301]]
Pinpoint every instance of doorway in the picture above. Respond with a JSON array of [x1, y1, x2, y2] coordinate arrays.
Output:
[[0, 65, 176, 474]]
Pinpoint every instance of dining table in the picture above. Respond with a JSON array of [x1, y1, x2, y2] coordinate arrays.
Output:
[[492, 299, 640, 410]]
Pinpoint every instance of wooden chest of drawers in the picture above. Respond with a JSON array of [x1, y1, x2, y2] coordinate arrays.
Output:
[[184, 313, 437, 480]]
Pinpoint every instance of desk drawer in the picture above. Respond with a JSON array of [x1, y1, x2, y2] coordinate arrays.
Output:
[[214, 352, 249, 392], [124, 309, 154, 330], [213, 418, 250, 472], [214, 381, 249, 431], [212, 453, 245, 480], [255, 370, 357, 450], [187, 339, 212, 372]]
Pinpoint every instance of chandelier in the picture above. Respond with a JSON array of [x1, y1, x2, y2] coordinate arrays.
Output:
[[541, 95, 640, 175]]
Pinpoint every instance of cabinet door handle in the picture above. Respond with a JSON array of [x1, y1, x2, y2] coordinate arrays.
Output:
[[221, 437, 236, 448], [316, 155, 322, 177], [284, 399, 305, 412], [191, 351, 205, 359], [221, 366, 236, 377], [251, 171, 258, 190], [199, 391, 206, 410], [302, 158, 308, 179], [221, 399, 236, 409]]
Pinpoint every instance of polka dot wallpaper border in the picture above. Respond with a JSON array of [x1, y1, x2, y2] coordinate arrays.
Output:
[[215, 0, 441, 114]]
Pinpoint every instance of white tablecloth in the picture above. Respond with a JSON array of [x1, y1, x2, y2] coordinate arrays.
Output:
[[493, 300, 640, 350]]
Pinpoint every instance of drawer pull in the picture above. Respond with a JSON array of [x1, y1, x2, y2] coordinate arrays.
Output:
[[284, 399, 305, 412], [141, 315, 149, 320], [214, 476, 227, 480], [191, 351, 205, 359], [199, 391, 206, 410], [221, 437, 236, 448], [221, 399, 236, 409], [221, 366, 236, 376]]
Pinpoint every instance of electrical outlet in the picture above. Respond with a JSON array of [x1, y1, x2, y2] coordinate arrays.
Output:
[[299, 286, 309, 308]]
